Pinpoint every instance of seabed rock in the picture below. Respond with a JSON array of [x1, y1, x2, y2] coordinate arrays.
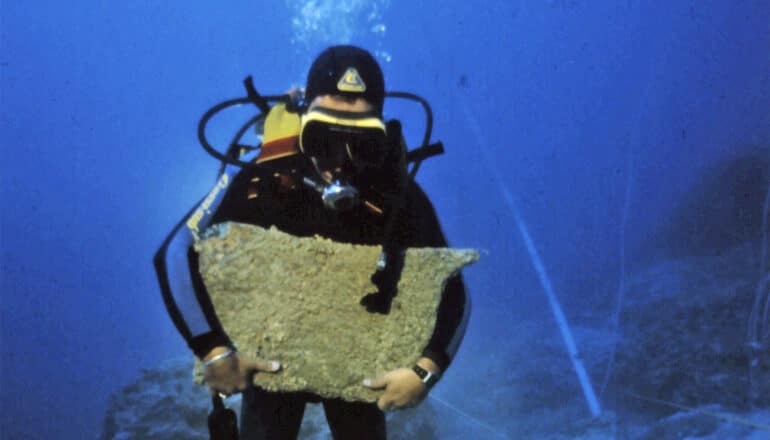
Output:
[[101, 357, 489, 440], [192, 222, 479, 402]]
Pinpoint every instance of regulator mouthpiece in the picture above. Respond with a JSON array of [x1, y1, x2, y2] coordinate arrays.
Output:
[[303, 177, 360, 211]]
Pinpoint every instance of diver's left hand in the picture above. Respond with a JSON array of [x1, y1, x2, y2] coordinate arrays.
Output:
[[362, 367, 429, 411]]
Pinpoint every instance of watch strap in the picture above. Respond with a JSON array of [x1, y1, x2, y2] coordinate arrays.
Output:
[[412, 364, 440, 388]]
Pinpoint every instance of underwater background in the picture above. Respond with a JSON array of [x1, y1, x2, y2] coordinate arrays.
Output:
[[1, 0, 769, 439]]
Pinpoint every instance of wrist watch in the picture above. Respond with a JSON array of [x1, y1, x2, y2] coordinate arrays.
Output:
[[412, 365, 440, 388]]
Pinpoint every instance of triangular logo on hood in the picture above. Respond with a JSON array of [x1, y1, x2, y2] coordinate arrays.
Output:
[[337, 67, 367, 93]]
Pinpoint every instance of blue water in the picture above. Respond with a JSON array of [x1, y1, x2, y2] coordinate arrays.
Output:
[[1, 1, 768, 438]]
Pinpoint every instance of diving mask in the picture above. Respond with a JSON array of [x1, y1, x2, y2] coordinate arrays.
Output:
[[299, 107, 388, 210], [299, 107, 388, 170]]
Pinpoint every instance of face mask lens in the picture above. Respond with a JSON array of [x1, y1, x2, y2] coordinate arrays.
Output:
[[303, 124, 347, 168], [302, 123, 331, 157], [346, 130, 387, 168], [303, 121, 386, 169]]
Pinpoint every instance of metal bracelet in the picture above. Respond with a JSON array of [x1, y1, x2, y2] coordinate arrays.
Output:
[[203, 350, 234, 367]]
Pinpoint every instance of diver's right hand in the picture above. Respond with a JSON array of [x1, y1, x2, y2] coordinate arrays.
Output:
[[203, 346, 281, 397]]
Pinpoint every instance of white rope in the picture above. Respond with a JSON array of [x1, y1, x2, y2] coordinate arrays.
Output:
[[599, 148, 633, 400], [462, 105, 601, 417], [758, 176, 770, 341], [428, 394, 510, 439]]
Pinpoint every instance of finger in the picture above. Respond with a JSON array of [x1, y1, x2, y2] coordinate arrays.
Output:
[[362, 375, 388, 389], [377, 397, 390, 411], [244, 358, 281, 373]]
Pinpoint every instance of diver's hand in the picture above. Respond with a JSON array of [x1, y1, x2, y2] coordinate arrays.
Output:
[[362, 368, 427, 410], [203, 346, 281, 397], [362, 359, 439, 411]]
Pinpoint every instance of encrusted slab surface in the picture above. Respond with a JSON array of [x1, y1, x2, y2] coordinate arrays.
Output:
[[193, 222, 478, 402]]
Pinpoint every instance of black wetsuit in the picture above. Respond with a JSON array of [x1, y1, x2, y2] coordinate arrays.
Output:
[[154, 151, 470, 439]]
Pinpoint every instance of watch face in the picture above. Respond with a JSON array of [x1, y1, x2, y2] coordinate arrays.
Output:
[[413, 365, 429, 379], [412, 365, 439, 387]]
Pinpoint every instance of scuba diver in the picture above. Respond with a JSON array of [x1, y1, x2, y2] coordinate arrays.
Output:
[[154, 45, 470, 439]]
